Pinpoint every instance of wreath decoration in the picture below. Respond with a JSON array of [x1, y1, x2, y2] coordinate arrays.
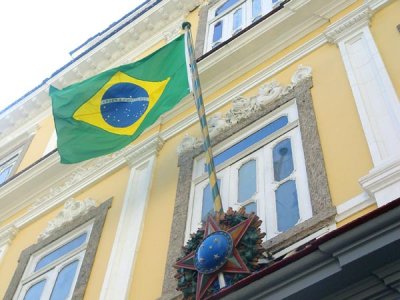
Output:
[[174, 207, 266, 299]]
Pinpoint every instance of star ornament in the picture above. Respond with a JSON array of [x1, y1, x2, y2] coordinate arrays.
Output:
[[175, 213, 256, 300]]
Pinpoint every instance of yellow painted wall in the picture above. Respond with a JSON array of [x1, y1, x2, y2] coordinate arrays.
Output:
[[127, 5, 381, 296], [2, 2, 399, 300], [337, 204, 378, 227], [370, 1, 400, 99], [0, 166, 130, 299], [17, 115, 55, 172]]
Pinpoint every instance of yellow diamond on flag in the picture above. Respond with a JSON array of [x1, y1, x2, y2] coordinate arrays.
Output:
[[73, 71, 170, 136]]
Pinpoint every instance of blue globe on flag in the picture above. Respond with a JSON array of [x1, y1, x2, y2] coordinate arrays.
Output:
[[101, 82, 149, 128]]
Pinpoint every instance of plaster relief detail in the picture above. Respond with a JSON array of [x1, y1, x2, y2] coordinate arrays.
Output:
[[208, 112, 228, 138], [38, 198, 96, 241], [177, 134, 202, 155], [225, 96, 258, 125], [177, 66, 312, 153], [256, 80, 283, 106], [0, 225, 18, 246], [291, 65, 313, 85]]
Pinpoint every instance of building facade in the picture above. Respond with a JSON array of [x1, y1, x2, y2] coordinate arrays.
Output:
[[0, 0, 400, 299]]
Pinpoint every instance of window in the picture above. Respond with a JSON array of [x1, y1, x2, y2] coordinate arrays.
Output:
[[0, 148, 24, 185], [163, 77, 336, 295], [13, 224, 92, 300], [43, 131, 57, 157], [187, 104, 312, 239], [206, 0, 281, 50], [4, 200, 112, 300]]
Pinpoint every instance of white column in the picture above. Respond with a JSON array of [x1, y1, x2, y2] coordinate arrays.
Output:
[[0, 225, 18, 263], [100, 136, 163, 300], [326, 5, 400, 206]]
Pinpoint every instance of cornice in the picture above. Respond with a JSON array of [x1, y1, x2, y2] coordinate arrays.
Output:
[[0, 225, 18, 246], [0, 134, 164, 229], [325, 4, 372, 44], [0, 0, 395, 240], [197, 0, 357, 97], [0, 0, 200, 146]]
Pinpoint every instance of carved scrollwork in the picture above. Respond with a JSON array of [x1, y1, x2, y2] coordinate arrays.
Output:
[[225, 96, 257, 125], [256, 80, 283, 106], [291, 65, 312, 85], [38, 198, 96, 241], [177, 65, 312, 154]]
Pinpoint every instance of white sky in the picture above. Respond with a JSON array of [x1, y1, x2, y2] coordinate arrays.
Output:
[[0, 0, 146, 111]]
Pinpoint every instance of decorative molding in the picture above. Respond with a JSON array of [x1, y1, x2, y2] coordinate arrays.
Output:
[[0, 225, 18, 262], [335, 192, 375, 222], [0, 0, 396, 258], [291, 65, 312, 85], [0, 0, 199, 148], [256, 80, 284, 106], [0, 225, 18, 245], [4, 199, 112, 300], [100, 155, 157, 300], [324, 5, 372, 44], [38, 198, 96, 241], [360, 158, 400, 207], [176, 68, 312, 154], [123, 135, 164, 166], [0, 134, 164, 237], [0, 125, 38, 158], [162, 22, 183, 43], [365, 0, 396, 12], [164, 76, 336, 297]]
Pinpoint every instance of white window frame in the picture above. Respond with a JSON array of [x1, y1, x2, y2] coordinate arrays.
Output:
[[205, 0, 280, 51], [185, 102, 312, 241], [43, 131, 57, 157], [13, 222, 94, 300], [0, 147, 24, 185]]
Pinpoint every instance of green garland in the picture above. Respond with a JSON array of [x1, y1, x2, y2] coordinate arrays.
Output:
[[175, 208, 266, 299]]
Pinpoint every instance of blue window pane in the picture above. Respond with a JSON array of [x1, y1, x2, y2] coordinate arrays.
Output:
[[244, 202, 257, 214], [210, 116, 288, 169], [275, 180, 300, 232], [202, 180, 221, 222], [50, 260, 79, 300], [23, 280, 46, 300], [0, 165, 12, 184], [238, 160, 256, 203], [252, 0, 262, 20], [212, 21, 223, 44], [233, 8, 242, 32], [35, 233, 87, 272], [273, 138, 293, 181], [215, 0, 240, 16]]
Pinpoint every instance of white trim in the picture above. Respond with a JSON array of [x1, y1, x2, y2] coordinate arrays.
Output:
[[42, 130, 57, 157], [186, 103, 312, 240], [360, 158, 400, 207], [0, 135, 163, 238], [326, 4, 400, 166], [14, 222, 93, 300], [99, 149, 159, 300], [270, 224, 336, 260], [0, 225, 18, 263], [326, 2, 400, 207], [0, 0, 396, 254], [335, 192, 374, 222]]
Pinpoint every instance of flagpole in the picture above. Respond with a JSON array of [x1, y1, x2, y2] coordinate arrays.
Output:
[[182, 22, 223, 214]]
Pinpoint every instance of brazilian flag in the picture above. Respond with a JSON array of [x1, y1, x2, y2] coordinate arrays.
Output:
[[50, 35, 189, 164]]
